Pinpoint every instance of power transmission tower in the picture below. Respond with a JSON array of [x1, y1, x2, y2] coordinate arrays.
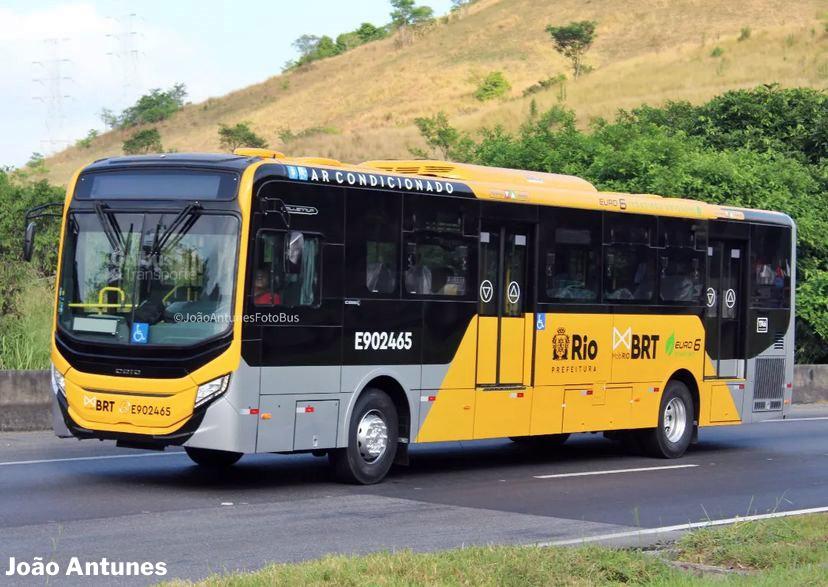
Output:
[[107, 11, 143, 107], [32, 37, 73, 154]]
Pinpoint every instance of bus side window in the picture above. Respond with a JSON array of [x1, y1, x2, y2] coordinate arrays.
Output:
[[346, 189, 401, 298], [603, 213, 656, 302], [658, 218, 705, 304], [254, 230, 321, 308], [540, 208, 601, 302], [402, 199, 474, 298], [750, 224, 791, 308]]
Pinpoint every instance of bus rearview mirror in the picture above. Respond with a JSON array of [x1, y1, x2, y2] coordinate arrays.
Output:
[[23, 222, 36, 262]]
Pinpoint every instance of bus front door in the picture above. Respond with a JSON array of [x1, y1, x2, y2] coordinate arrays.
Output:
[[475, 222, 532, 438]]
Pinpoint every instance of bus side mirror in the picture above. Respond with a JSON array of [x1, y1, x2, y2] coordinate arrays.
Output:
[[23, 221, 36, 262], [284, 231, 303, 275]]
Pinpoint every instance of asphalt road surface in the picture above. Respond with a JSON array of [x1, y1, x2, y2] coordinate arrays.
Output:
[[0, 406, 826, 585]]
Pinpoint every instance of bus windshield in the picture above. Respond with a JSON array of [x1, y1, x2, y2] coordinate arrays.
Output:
[[57, 210, 239, 346]]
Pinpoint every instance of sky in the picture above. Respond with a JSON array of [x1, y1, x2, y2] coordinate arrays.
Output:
[[0, 0, 454, 168]]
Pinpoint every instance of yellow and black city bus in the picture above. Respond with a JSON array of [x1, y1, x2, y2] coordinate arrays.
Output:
[[24, 149, 795, 484]]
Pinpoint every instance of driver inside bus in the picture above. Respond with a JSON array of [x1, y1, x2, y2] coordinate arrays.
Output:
[[253, 269, 281, 305]]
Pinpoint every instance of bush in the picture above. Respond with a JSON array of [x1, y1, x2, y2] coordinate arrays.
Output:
[[710, 46, 724, 57], [218, 122, 268, 151], [122, 128, 163, 155], [75, 129, 99, 149], [424, 86, 828, 361], [118, 84, 187, 127], [474, 71, 511, 101], [523, 74, 567, 97], [0, 170, 63, 368], [739, 27, 751, 41]]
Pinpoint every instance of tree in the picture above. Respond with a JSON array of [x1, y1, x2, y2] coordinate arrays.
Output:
[[99, 108, 119, 129], [122, 128, 163, 154], [119, 84, 187, 127], [292, 34, 321, 57], [355, 22, 387, 43], [218, 122, 268, 151], [411, 111, 470, 160], [546, 21, 597, 79], [390, 0, 434, 28]]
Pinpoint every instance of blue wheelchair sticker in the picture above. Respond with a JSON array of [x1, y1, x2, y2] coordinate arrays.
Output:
[[536, 313, 546, 331], [131, 322, 149, 344]]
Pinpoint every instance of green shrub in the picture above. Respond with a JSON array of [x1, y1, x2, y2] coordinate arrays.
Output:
[[474, 71, 511, 101], [74, 129, 99, 149], [522, 74, 567, 97], [218, 122, 268, 151], [122, 128, 163, 155], [426, 86, 828, 361], [739, 27, 751, 41], [710, 46, 724, 57], [118, 84, 186, 127]]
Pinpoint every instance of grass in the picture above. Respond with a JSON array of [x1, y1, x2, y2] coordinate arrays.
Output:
[[167, 514, 828, 586], [42, 0, 828, 183], [0, 276, 53, 370]]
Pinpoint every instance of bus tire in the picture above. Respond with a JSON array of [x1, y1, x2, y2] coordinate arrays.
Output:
[[510, 433, 570, 448], [641, 380, 694, 459], [330, 388, 398, 485], [184, 446, 242, 468]]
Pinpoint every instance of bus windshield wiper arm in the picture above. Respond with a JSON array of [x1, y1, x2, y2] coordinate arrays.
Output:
[[94, 202, 124, 253], [154, 201, 202, 255]]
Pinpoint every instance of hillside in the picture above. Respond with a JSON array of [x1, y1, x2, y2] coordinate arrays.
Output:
[[45, 0, 828, 184]]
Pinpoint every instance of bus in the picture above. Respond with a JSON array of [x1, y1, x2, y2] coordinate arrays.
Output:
[[24, 149, 796, 484]]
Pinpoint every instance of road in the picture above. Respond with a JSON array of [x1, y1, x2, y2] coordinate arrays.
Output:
[[0, 406, 826, 585]]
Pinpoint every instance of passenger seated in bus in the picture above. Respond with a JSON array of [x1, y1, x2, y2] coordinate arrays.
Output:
[[367, 260, 396, 294], [405, 252, 432, 294], [660, 259, 696, 302], [632, 261, 654, 300], [253, 269, 281, 305]]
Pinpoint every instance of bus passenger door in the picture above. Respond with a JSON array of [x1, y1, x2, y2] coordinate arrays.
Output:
[[475, 222, 532, 438], [705, 239, 746, 378]]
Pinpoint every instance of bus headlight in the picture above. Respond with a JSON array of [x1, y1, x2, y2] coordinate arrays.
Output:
[[51, 363, 65, 396], [195, 375, 230, 407]]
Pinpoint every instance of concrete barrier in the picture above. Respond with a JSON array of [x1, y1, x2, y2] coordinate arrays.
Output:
[[0, 370, 51, 431], [792, 364, 828, 405], [1, 365, 827, 431]]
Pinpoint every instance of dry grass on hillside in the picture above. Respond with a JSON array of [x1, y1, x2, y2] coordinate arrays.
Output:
[[45, 0, 828, 183]]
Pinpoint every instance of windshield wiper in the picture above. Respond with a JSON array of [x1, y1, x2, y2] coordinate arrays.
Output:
[[94, 202, 125, 254], [154, 202, 202, 255]]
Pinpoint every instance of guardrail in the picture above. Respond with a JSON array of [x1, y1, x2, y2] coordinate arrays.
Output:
[[2, 366, 827, 432]]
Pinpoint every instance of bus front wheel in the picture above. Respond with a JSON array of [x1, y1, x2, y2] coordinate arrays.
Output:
[[640, 380, 694, 458], [330, 388, 398, 485], [185, 446, 243, 468]]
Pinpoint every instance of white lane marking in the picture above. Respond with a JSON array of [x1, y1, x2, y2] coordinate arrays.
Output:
[[763, 416, 828, 422], [0, 452, 184, 467], [538, 505, 828, 546], [534, 464, 698, 479]]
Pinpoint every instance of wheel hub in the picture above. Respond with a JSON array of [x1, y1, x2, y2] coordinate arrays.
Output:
[[357, 410, 388, 462], [663, 396, 687, 443]]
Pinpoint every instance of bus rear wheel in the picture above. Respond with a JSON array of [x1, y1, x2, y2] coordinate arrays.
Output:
[[330, 388, 398, 485], [185, 446, 243, 468], [640, 380, 694, 459]]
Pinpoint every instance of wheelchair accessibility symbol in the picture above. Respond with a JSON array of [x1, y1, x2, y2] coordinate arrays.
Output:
[[536, 314, 546, 331], [131, 322, 149, 344]]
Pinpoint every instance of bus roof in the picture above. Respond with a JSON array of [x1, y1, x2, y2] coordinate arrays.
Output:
[[79, 151, 794, 227]]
